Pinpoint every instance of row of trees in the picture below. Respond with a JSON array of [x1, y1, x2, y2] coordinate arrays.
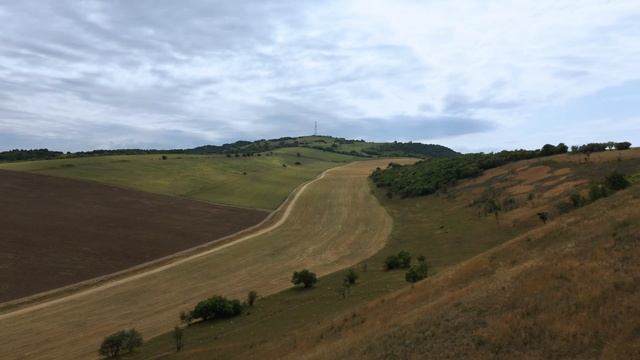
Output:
[[570, 141, 632, 153], [570, 171, 631, 207]]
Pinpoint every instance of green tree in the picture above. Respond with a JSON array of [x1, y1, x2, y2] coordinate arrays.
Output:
[[292, 269, 317, 288], [193, 296, 243, 321], [569, 192, 585, 207], [397, 251, 412, 268], [344, 268, 358, 285], [384, 255, 400, 270], [405, 256, 428, 287], [615, 141, 632, 150], [99, 329, 143, 358], [247, 290, 258, 307]]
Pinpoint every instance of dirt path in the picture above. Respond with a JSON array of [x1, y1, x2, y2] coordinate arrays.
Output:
[[0, 159, 401, 360]]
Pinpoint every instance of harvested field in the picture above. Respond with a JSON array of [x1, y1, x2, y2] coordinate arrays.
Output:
[[0, 170, 267, 303], [0, 159, 405, 360]]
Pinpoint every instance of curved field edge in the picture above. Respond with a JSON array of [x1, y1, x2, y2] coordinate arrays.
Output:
[[0, 159, 404, 360], [0, 161, 333, 314], [0, 147, 359, 210]]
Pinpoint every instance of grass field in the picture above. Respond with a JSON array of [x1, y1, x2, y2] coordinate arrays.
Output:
[[0, 147, 357, 210], [0, 159, 401, 360], [127, 149, 640, 359]]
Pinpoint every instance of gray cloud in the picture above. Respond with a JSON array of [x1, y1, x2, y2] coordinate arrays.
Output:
[[0, 1, 639, 151]]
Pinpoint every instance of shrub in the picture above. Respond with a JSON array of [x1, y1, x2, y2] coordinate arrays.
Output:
[[384, 255, 400, 270], [247, 290, 258, 307], [405, 256, 428, 286], [344, 268, 358, 285], [294, 161, 302, 165], [605, 171, 630, 191], [179, 310, 194, 325], [99, 329, 143, 358], [385, 251, 412, 270], [537, 212, 549, 224], [589, 183, 611, 202], [397, 251, 412, 268], [193, 295, 243, 321], [569, 192, 586, 207], [292, 269, 317, 288]]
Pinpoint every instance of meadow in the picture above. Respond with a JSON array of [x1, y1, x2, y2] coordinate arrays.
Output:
[[127, 149, 640, 359], [0, 147, 357, 210]]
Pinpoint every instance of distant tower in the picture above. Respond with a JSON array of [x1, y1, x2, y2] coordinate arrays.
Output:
[[314, 121, 318, 136]]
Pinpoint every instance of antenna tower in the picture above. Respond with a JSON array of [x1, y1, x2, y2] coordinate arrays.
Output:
[[314, 121, 318, 136]]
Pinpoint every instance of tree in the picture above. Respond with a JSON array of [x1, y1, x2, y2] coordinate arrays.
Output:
[[405, 256, 428, 287], [193, 295, 243, 321], [397, 251, 412, 268], [173, 326, 184, 352], [344, 268, 358, 285], [247, 290, 258, 307], [292, 269, 317, 288], [589, 183, 610, 202], [161, 155, 167, 160], [484, 198, 502, 223], [99, 329, 143, 358], [615, 141, 632, 150], [296, 152, 301, 157], [536, 212, 549, 224], [384, 255, 400, 270], [605, 171, 630, 191]]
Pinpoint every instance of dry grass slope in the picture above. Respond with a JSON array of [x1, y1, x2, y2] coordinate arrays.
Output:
[[0, 159, 403, 360], [282, 152, 640, 360]]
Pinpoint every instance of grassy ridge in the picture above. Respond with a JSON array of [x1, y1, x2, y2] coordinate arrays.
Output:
[[0, 147, 356, 210]]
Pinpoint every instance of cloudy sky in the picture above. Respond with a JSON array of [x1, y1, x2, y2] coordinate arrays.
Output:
[[1, 0, 639, 152]]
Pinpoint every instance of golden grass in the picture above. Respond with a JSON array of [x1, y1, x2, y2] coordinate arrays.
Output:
[[0, 159, 407, 360], [282, 177, 640, 360]]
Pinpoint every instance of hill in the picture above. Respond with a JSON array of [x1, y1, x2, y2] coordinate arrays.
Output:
[[125, 148, 640, 359], [0, 147, 357, 210], [0, 135, 458, 162]]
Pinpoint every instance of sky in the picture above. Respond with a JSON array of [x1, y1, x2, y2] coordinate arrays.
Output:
[[0, 0, 639, 153]]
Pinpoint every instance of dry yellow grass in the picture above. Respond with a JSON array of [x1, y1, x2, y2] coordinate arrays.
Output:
[[276, 157, 640, 360], [0, 159, 407, 360]]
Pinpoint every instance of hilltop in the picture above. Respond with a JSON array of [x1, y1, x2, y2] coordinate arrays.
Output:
[[0, 135, 458, 162]]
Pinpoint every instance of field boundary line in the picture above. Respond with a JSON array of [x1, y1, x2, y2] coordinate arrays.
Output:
[[0, 164, 343, 318]]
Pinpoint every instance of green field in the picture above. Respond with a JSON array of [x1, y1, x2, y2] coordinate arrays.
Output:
[[0, 147, 357, 210]]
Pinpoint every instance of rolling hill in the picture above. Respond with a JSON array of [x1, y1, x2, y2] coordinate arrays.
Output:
[[125, 148, 640, 359]]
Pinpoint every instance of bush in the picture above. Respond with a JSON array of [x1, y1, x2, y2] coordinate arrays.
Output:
[[344, 268, 358, 285], [589, 183, 611, 202], [569, 192, 586, 207], [247, 290, 258, 307], [192, 295, 243, 321], [397, 251, 412, 268], [385, 251, 412, 270], [405, 256, 428, 285], [99, 329, 143, 358], [384, 255, 400, 270], [605, 171, 630, 191], [292, 269, 317, 288]]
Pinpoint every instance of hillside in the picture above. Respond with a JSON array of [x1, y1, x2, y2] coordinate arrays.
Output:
[[126, 148, 640, 359], [0, 147, 356, 210], [282, 149, 640, 359], [0, 136, 458, 163]]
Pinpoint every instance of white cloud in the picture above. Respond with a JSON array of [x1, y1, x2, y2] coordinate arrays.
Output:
[[0, 0, 639, 151]]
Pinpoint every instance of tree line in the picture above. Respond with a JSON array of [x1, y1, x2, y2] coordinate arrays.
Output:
[[372, 141, 632, 198]]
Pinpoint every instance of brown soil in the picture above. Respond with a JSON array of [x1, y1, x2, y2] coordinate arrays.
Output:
[[0, 170, 267, 303]]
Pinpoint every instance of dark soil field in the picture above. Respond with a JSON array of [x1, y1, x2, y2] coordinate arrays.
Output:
[[0, 169, 268, 303]]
